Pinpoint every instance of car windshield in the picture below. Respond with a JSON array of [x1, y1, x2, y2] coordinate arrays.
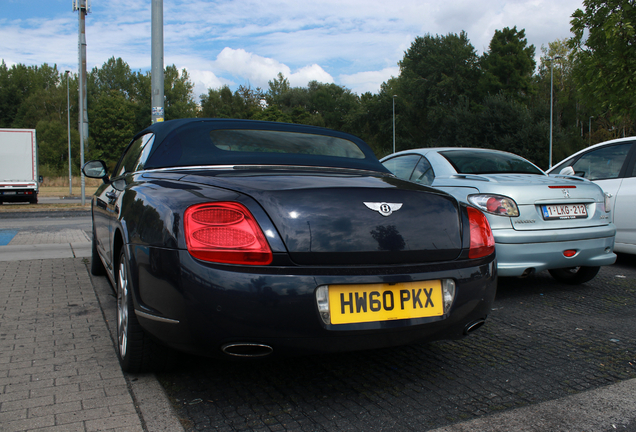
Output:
[[440, 150, 544, 175], [143, 122, 387, 172]]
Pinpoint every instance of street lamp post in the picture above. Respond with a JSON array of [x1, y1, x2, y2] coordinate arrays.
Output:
[[65, 70, 72, 196], [589, 116, 594, 147], [549, 55, 562, 168], [392, 95, 397, 154]]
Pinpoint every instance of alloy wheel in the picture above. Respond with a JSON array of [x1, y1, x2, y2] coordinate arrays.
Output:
[[117, 257, 129, 359]]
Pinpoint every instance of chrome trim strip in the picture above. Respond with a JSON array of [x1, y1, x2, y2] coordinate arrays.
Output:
[[142, 165, 389, 176], [135, 310, 179, 324]]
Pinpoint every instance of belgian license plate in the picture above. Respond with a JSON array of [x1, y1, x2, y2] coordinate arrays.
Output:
[[328, 281, 443, 325], [3, 191, 16, 195], [541, 204, 588, 220]]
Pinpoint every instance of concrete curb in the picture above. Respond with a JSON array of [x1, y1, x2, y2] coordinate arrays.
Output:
[[0, 243, 91, 261], [89, 266, 185, 432]]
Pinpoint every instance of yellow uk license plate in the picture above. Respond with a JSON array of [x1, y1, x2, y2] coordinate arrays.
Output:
[[328, 281, 443, 325]]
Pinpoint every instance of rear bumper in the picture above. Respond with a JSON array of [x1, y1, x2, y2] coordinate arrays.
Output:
[[128, 246, 497, 358], [493, 226, 616, 276], [0, 189, 37, 202]]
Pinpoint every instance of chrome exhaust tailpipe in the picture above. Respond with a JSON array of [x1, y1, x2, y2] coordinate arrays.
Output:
[[520, 268, 535, 278], [464, 319, 486, 335], [221, 343, 273, 358]]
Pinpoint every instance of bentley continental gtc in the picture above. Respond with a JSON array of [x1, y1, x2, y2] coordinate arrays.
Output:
[[83, 119, 497, 372]]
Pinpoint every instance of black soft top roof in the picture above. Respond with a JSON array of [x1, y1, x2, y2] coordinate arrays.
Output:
[[137, 118, 389, 173]]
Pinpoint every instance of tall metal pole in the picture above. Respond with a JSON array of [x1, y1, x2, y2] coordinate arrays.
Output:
[[392, 95, 397, 154], [66, 70, 72, 196], [548, 55, 561, 168], [151, 0, 165, 123], [549, 60, 554, 169], [75, 0, 90, 205]]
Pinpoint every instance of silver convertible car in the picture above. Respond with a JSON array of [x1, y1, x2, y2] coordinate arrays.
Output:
[[381, 148, 617, 284]]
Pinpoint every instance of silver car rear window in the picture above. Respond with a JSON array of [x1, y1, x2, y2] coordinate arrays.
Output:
[[440, 150, 544, 175]]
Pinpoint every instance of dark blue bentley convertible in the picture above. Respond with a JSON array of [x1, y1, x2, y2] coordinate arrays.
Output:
[[82, 119, 497, 372]]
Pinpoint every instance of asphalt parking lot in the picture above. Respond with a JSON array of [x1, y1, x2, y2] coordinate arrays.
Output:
[[2, 210, 634, 431], [157, 254, 636, 431]]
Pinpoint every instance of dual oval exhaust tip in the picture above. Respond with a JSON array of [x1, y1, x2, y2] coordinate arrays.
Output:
[[464, 319, 486, 335], [222, 343, 273, 358], [223, 319, 488, 356]]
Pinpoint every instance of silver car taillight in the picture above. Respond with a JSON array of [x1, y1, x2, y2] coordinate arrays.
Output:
[[468, 194, 519, 217]]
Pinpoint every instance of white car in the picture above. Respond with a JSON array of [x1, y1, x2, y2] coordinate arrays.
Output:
[[548, 137, 636, 255]]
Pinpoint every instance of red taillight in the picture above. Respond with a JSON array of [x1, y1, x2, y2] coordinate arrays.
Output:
[[486, 197, 501, 213], [184, 202, 273, 265], [467, 207, 495, 259]]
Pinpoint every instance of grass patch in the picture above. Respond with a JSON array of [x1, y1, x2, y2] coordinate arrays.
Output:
[[0, 202, 90, 212], [38, 185, 101, 197]]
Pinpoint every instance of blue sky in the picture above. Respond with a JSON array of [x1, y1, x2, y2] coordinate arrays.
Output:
[[1, 0, 583, 100]]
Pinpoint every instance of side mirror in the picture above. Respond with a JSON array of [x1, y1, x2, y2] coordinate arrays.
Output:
[[559, 166, 575, 176], [82, 160, 110, 183]]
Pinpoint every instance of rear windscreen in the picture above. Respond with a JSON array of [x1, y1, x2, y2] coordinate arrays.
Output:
[[440, 150, 544, 175], [144, 124, 386, 173], [210, 130, 366, 159]]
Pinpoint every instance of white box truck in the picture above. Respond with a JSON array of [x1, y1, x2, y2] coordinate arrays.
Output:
[[0, 128, 39, 204]]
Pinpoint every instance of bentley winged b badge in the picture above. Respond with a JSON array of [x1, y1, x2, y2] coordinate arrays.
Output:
[[364, 202, 403, 217]]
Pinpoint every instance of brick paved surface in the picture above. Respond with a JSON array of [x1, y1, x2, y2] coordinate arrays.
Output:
[[157, 256, 636, 431], [1, 212, 635, 431], [0, 258, 144, 432]]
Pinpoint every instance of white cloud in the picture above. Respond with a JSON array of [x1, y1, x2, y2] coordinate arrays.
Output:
[[188, 69, 227, 99], [339, 67, 400, 95], [214, 47, 290, 88], [288, 64, 333, 87], [211, 48, 333, 90], [2, 0, 585, 97]]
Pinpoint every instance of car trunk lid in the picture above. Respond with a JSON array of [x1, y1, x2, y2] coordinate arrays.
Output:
[[180, 169, 464, 265], [441, 174, 608, 231]]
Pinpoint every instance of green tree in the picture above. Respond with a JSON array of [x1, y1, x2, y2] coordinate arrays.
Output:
[[199, 85, 264, 119], [131, 70, 152, 131], [448, 94, 549, 166], [36, 120, 81, 175], [397, 32, 481, 148], [480, 27, 536, 102], [0, 62, 61, 128], [307, 81, 360, 132], [350, 77, 400, 157], [93, 57, 135, 97], [251, 105, 293, 123], [533, 39, 588, 159], [164, 65, 197, 119], [570, 0, 636, 124], [88, 90, 137, 166], [265, 73, 291, 107]]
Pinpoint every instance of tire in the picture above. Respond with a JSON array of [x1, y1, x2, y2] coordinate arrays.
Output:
[[548, 266, 601, 285], [90, 228, 106, 276], [116, 249, 176, 372]]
